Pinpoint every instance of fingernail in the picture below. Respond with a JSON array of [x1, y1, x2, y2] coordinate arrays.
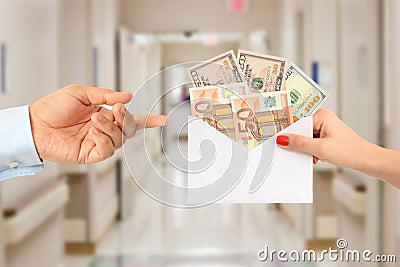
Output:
[[91, 127, 100, 135], [149, 116, 168, 126], [120, 107, 126, 115], [97, 113, 106, 122], [276, 135, 289, 146], [156, 116, 168, 125], [159, 116, 168, 124]]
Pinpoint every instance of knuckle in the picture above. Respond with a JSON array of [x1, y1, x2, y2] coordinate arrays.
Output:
[[319, 108, 334, 118], [316, 108, 327, 116], [100, 146, 114, 159], [117, 137, 124, 148], [67, 84, 82, 91], [64, 84, 83, 95], [106, 148, 114, 158], [104, 122, 116, 132], [115, 137, 123, 149], [289, 135, 302, 150], [91, 113, 97, 121], [295, 137, 305, 150], [97, 135, 108, 145], [98, 119, 116, 133], [112, 105, 120, 115]]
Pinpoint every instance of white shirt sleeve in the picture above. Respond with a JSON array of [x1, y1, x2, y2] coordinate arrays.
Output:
[[0, 105, 43, 181]]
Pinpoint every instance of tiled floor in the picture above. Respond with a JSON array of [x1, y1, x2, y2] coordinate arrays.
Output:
[[64, 181, 312, 267], [64, 137, 334, 267]]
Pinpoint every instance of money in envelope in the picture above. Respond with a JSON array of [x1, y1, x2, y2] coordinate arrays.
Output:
[[186, 50, 328, 203]]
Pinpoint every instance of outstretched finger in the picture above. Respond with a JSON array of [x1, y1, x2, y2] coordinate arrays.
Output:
[[134, 114, 168, 130]]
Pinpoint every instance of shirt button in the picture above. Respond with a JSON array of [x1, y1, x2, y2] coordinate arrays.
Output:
[[9, 161, 19, 168]]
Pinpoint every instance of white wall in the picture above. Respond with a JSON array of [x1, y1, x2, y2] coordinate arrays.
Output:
[[58, 0, 91, 87], [119, 0, 283, 55], [0, 0, 59, 107], [383, 1, 400, 151], [337, 0, 381, 255], [281, 0, 339, 113], [161, 41, 239, 66], [338, 0, 380, 144], [92, 0, 118, 88], [58, 0, 118, 89], [278, 0, 339, 239], [118, 29, 165, 218], [0, 0, 60, 221]]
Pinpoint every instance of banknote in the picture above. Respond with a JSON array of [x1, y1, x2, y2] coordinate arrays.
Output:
[[231, 91, 293, 150], [237, 50, 288, 93], [190, 83, 251, 104], [285, 63, 329, 121], [189, 86, 237, 138], [188, 50, 245, 87], [188, 50, 329, 150], [215, 82, 254, 98]]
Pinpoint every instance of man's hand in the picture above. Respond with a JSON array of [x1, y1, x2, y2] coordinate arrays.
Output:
[[29, 84, 167, 164]]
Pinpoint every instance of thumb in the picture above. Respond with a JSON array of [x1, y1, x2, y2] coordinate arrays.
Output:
[[67, 84, 133, 106], [276, 134, 322, 156]]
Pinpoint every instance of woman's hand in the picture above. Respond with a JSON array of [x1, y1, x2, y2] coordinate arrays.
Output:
[[276, 108, 375, 169], [276, 108, 400, 188], [30, 84, 167, 164]]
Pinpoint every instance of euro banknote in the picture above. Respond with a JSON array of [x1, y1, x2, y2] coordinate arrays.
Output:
[[188, 50, 328, 150], [189, 85, 237, 138], [285, 63, 329, 121], [237, 50, 288, 93], [231, 91, 294, 150], [188, 50, 245, 87]]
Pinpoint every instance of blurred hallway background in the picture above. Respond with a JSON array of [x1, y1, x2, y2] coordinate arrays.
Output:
[[0, 0, 399, 266]]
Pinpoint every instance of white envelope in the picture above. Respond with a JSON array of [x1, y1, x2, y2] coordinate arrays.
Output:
[[187, 116, 313, 203]]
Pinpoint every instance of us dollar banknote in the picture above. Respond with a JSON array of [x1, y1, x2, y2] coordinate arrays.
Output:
[[285, 63, 328, 121], [237, 50, 288, 93], [188, 50, 244, 87], [231, 91, 293, 150]]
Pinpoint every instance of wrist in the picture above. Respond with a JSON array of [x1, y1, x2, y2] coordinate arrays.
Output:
[[355, 140, 385, 176], [29, 104, 45, 159]]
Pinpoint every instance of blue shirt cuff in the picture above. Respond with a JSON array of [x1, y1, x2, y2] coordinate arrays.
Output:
[[0, 105, 44, 180]]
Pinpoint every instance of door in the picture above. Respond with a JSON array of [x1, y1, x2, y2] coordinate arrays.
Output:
[[336, 0, 382, 258], [0, 0, 59, 107]]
